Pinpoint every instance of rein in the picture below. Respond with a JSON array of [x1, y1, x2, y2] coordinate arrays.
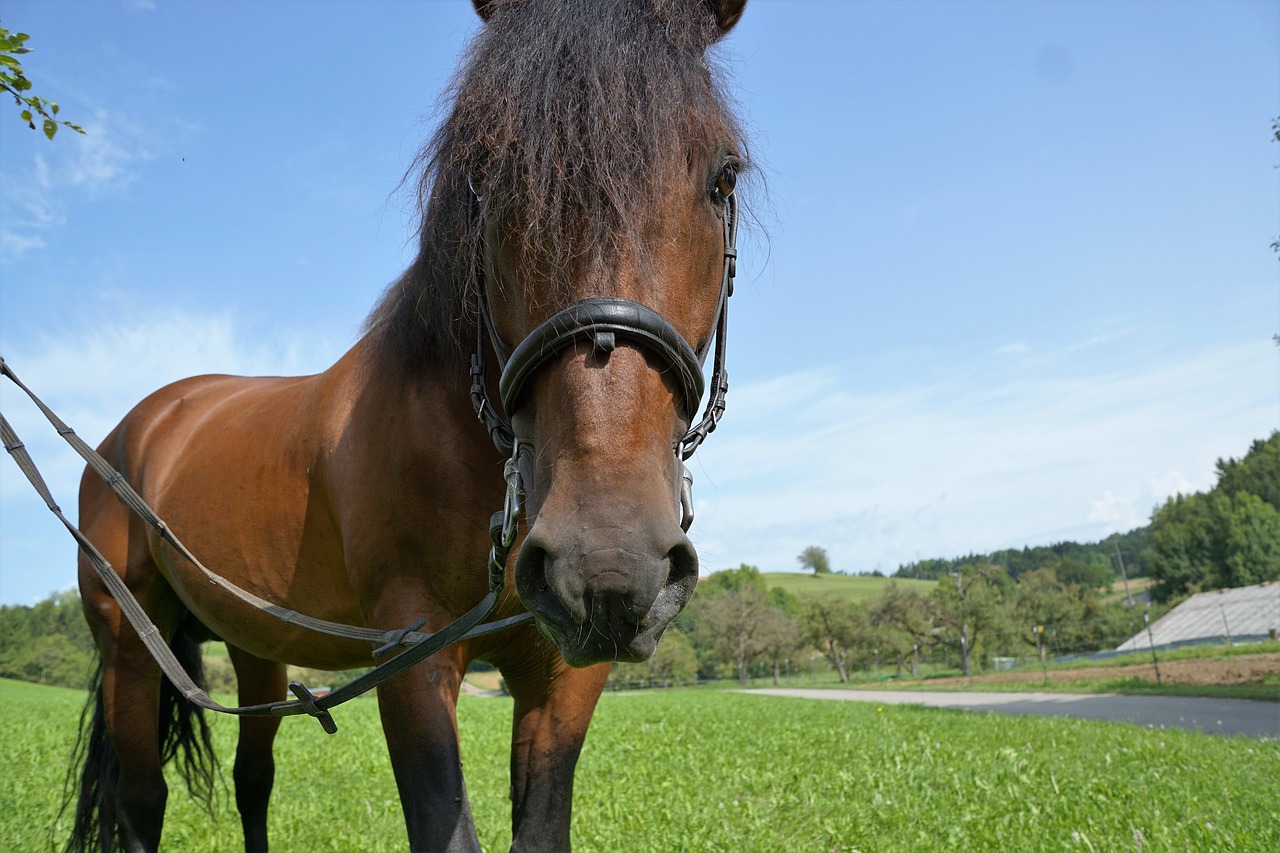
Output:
[[0, 358, 528, 732], [0, 190, 739, 734]]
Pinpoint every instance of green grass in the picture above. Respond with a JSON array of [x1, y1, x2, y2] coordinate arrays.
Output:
[[4, 678, 1277, 851], [761, 571, 934, 602]]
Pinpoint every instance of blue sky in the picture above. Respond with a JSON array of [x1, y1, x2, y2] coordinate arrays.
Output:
[[1, 0, 1276, 605]]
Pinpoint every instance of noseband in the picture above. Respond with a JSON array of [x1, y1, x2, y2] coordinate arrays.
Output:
[[469, 192, 739, 529]]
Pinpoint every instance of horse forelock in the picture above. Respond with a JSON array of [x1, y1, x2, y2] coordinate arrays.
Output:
[[367, 0, 750, 370]]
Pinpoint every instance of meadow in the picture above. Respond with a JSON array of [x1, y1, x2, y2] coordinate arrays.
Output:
[[2, 678, 1276, 852], [760, 571, 933, 603]]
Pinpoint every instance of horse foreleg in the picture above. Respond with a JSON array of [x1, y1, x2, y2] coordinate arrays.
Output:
[[227, 646, 287, 853], [377, 658, 481, 853], [503, 655, 609, 852]]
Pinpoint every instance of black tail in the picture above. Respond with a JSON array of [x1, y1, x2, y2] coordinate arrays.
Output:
[[63, 626, 220, 852]]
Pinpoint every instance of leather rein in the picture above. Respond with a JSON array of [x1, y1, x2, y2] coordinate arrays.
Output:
[[0, 191, 738, 734]]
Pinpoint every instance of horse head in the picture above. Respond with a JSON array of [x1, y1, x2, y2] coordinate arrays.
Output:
[[460, 0, 748, 665]]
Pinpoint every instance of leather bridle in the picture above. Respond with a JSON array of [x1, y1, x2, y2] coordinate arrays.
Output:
[[469, 191, 739, 531]]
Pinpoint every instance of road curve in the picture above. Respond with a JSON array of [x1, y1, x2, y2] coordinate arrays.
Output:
[[740, 688, 1278, 739]]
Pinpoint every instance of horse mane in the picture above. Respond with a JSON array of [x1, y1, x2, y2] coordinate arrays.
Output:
[[365, 0, 750, 372]]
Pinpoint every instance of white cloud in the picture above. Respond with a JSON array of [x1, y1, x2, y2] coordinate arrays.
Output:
[[0, 230, 47, 263], [690, 338, 1277, 575], [1, 308, 339, 603], [0, 111, 156, 265], [1148, 470, 1193, 504]]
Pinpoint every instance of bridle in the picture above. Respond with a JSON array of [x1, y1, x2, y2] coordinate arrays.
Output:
[[469, 190, 739, 534]]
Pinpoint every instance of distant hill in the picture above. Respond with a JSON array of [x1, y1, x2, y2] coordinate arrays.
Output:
[[760, 572, 935, 603]]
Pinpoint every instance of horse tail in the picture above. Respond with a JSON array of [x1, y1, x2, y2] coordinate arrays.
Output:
[[63, 660, 115, 853], [63, 623, 219, 852]]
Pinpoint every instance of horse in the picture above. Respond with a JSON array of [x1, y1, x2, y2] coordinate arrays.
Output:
[[66, 0, 750, 850]]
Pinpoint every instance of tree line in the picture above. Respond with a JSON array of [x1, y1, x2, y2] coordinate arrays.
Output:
[[610, 560, 1158, 688], [0, 590, 95, 688]]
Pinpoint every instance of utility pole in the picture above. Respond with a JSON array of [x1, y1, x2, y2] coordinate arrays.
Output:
[[1113, 543, 1134, 606], [950, 571, 970, 679]]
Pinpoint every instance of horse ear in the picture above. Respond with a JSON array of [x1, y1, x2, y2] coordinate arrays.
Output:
[[472, 0, 498, 22], [704, 0, 747, 37]]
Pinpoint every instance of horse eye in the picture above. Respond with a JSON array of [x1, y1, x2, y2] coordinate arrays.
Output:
[[713, 165, 737, 202]]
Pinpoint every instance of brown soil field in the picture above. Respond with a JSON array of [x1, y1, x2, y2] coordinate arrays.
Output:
[[920, 652, 1280, 688]]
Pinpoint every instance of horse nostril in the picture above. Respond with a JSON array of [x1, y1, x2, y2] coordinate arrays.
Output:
[[514, 540, 550, 602], [666, 538, 698, 588]]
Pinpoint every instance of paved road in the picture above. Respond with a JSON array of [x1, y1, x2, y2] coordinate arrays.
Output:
[[742, 689, 1278, 738]]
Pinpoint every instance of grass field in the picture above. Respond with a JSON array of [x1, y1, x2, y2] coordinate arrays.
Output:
[[3, 677, 1276, 852], [759, 571, 934, 602]]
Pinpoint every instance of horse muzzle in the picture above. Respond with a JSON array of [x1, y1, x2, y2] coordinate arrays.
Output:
[[514, 521, 698, 666]]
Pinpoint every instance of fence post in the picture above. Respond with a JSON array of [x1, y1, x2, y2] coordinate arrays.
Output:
[[1143, 607, 1162, 686]]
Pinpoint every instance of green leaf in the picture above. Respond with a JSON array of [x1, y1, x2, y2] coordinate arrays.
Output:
[[19, 109, 31, 122], [42, 118, 56, 140], [50, 101, 58, 115], [0, 55, 20, 69]]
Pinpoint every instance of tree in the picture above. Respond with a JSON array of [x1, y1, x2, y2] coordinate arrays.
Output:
[[797, 545, 831, 575], [679, 565, 804, 681], [1049, 555, 1114, 591], [1, 26, 83, 139], [869, 581, 939, 670], [690, 584, 775, 685], [799, 598, 869, 682], [5, 634, 92, 686], [0, 589, 97, 689], [612, 628, 699, 688], [1148, 490, 1280, 601], [930, 563, 1010, 675], [1215, 432, 1280, 511], [1009, 568, 1087, 662], [1220, 492, 1280, 588], [1147, 492, 1217, 601], [755, 607, 803, 686]]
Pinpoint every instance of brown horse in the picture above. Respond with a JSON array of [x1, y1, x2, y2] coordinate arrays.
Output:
[[67, 0, 749, 850]]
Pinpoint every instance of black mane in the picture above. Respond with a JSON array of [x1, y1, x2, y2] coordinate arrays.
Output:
[[366, 0, 749, 370]]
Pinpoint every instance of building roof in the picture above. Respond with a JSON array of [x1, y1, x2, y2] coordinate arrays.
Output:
[[1115, 581, 1280, 652]]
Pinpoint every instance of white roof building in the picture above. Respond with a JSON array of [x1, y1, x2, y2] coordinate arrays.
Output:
[[1116, 581, 1280, 652]]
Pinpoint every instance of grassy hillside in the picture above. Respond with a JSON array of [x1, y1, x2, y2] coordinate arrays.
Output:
[[761, 571, 934, 602]]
